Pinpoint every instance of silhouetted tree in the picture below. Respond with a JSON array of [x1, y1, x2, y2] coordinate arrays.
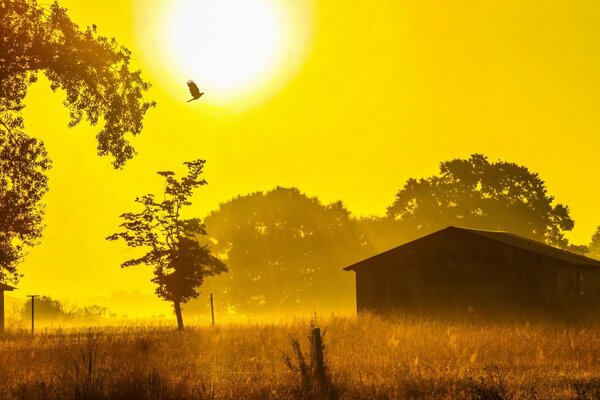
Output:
[[589, 227, 600, 260], [0, 0, 154, 282], [1, 0, 155, 168], [107, 160, 227, 330], [0, 132, 50, 283], [386, 154, 576, 248], [199, 187, 370, 313]]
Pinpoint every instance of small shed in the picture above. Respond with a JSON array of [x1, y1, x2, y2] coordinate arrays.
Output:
[[344, 226, 600, 319], [0, 282, 16, 333]]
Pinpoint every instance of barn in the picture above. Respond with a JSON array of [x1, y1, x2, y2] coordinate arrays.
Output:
[[344, 226, 600, 319], [0, 282, 16, 334]]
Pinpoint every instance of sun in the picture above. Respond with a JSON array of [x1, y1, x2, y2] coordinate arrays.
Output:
[[165, 0, 288, 105], [136, 0, 313, 108]]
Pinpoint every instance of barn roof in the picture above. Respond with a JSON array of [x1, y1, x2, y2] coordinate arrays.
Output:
[[344, 226, 600, 271], [0, 283, 16, 291]]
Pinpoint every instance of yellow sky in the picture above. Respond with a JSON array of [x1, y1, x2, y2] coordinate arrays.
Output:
[[15, 0, 600, 315]]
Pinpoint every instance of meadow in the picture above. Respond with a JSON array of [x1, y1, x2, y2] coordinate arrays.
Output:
[[2, 314, 600, 400]]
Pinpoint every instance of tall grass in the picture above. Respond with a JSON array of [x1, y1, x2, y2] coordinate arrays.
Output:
[[1, 314, 600, 399]]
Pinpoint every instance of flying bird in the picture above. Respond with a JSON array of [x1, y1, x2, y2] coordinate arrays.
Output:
[[187, 80, 204, 102]]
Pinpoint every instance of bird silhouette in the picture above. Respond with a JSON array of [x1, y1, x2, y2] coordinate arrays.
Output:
[[187, 80, 204, 102]]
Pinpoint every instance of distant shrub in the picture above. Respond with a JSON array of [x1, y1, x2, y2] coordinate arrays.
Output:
[[20, 296, 64, 321], [20, 296, 109, 323]]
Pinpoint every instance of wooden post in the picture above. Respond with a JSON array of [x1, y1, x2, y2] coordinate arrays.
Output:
[[210, 293, 215, 326], [27, 295, 39, 335], [311, 327, 327, 394], [0, 291, 4, 335]]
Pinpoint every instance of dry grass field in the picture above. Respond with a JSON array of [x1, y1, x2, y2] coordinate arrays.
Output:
[[2, 314, 600, 399]]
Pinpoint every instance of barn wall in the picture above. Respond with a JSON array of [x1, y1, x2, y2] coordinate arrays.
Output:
[[353, 229, 600, 318], [355, 269, 374, 311], [556, 267, 600, 307]]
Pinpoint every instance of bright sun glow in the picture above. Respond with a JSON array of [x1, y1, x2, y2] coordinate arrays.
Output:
[[166, 0, 284, 104]]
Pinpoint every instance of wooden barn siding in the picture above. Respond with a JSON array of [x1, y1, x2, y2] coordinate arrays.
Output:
[[355, 229, 600, 314]]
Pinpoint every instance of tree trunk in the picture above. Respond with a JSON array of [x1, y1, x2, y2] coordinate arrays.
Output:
[[174, 300, 184, 331]]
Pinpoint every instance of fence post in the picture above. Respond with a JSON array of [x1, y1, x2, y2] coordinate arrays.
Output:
[[311, 327, 327, 394], [210, 293, 215, 326], [27, 295, 39, 335]]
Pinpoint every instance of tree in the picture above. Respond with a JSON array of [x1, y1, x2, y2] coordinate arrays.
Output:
[[589, 226, 600, 260], [198, 187, 371, 313], [1, 0, 155, 168], [107, 160, 227, 330], [386, 154, 576, 249], [0, 0, 155, 282], [0, 132, 50, 283]]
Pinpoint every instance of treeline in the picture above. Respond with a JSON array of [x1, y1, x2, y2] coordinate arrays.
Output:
[[190, 154, 600, 314]]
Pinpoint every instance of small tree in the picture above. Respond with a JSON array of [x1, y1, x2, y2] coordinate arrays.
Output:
[[107, 160, 226, 330]]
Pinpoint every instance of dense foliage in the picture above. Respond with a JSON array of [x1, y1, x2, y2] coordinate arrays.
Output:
[[0, 131, 50, 282], [386, 154, 577, 249], [200, 187, 370, 313], [0, 0, 155, 282], [0, 0, 155, 168]]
